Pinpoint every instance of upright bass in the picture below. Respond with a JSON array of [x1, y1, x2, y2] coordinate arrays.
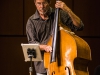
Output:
[[44, 0, 91, 75]]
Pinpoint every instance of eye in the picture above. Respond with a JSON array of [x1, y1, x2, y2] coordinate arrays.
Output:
[[37, 2, 41, 5]]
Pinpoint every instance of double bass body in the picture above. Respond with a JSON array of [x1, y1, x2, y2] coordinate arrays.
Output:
[[44, 25, 91, 75], [44, 0, 91, 74]]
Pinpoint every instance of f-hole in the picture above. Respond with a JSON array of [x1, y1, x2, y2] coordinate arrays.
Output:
[[65, 66, 71, 75], [52, 71, 55, 75]]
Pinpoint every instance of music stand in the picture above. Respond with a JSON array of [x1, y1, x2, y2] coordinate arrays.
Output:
[[21, 43, 43, 75]]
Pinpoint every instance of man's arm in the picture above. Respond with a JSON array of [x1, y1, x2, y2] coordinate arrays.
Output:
[[26, 19, 52, 52], [55, 1, 83, 28]]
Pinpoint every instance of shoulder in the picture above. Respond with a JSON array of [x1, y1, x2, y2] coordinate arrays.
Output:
[[28, 14, 35, 21], [28, 10, 40, 21], [26, 14, 36, 28]]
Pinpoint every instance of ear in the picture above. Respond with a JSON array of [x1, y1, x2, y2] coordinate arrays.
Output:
[[34, 0, 36, 4], [34, 1, 36, 6]]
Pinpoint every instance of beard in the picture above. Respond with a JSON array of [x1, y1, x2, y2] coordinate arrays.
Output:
[[39, 10, 47, 15]]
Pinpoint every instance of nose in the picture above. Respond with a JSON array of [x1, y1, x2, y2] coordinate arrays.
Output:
[[40, 3, 44, 8]]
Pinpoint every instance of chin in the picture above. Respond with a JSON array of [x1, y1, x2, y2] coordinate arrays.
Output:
[[40, 12, 47, 15]]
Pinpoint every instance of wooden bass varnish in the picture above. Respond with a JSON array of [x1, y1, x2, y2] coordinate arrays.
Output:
[[44, 1, 91, 75]]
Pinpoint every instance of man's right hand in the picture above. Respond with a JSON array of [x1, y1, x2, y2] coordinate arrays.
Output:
[[39, 45, 52, 52]]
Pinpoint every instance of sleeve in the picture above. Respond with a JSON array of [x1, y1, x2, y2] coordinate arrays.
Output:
[[60, 10, 84, 31], [26, 18, 40, 44]]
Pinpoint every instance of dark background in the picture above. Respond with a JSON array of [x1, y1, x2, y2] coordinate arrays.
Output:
[[0, 0, 100, 75]]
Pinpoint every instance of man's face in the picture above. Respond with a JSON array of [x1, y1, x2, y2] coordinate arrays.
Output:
[[35, 0, 50, 15]]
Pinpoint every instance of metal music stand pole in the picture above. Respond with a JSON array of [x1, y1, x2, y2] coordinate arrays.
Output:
[[29, 55, 33, 75]]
